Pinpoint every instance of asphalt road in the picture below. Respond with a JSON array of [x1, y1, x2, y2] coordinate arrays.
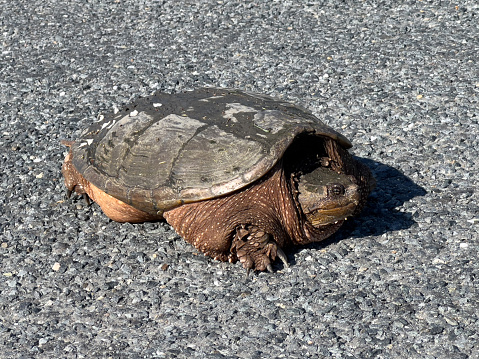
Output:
[[1, 1, 478, 358]]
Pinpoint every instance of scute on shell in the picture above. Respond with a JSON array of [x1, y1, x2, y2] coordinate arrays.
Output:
[[70, 87, 352, 216]]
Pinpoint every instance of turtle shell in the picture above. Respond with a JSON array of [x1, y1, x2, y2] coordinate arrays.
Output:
[[70, 87, 352, 216]]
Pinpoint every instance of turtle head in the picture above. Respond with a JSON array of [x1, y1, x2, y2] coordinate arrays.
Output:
[[284, 135, 374, 243], [296, 166, 361, 230]]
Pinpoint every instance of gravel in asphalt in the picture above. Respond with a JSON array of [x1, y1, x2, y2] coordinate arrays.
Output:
[[1, 1, 478, 358]]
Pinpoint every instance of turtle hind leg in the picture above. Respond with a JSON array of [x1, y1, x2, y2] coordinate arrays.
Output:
[[62, 148, 87, 197], [62, 151, 92, 205], [231, 225, 289, 272]]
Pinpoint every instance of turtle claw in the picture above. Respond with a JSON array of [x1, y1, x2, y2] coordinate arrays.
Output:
[[266, 263, 274, 273], [66, 189, 72, 199], [276, 247, 289, 268], [82, 193, 91, 206]]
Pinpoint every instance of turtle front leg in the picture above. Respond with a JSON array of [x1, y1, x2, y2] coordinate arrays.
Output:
[[231, 225, 289, 272]]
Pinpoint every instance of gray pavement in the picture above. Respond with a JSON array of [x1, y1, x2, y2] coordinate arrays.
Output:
[[1, 1, 478, 358]]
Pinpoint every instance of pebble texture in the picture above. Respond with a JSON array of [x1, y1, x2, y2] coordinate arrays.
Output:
[[0, 1, 478, 358]]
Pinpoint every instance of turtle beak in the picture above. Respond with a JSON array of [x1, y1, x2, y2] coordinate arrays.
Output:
[[305, 202, 357, 226]]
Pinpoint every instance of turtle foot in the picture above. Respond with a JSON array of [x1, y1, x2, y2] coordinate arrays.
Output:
[[232, 225, 289, 272]]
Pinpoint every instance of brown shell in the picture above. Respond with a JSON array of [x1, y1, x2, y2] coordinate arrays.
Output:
[[70, 87, 351, 215]]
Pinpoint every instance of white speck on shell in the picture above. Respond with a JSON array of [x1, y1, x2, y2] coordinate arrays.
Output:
[[199, 95, 225, 102], [130, 110, 139, 117], [253, 110, 297, 134], [223, 103, 257, 123], [79, 138, 94, 148]]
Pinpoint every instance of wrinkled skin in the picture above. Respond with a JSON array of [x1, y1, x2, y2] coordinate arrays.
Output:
[[62, 136, 374, 272], [163, 137, 374, 272]]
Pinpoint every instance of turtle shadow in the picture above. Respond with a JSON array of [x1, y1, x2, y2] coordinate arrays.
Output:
[[285, 158, 427, 266]]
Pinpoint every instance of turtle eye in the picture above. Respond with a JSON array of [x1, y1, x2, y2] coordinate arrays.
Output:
[[329, 183, 345, 196]]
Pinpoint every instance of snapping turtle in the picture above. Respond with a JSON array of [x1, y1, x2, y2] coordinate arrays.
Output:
[[62, 87, 374, 272]]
